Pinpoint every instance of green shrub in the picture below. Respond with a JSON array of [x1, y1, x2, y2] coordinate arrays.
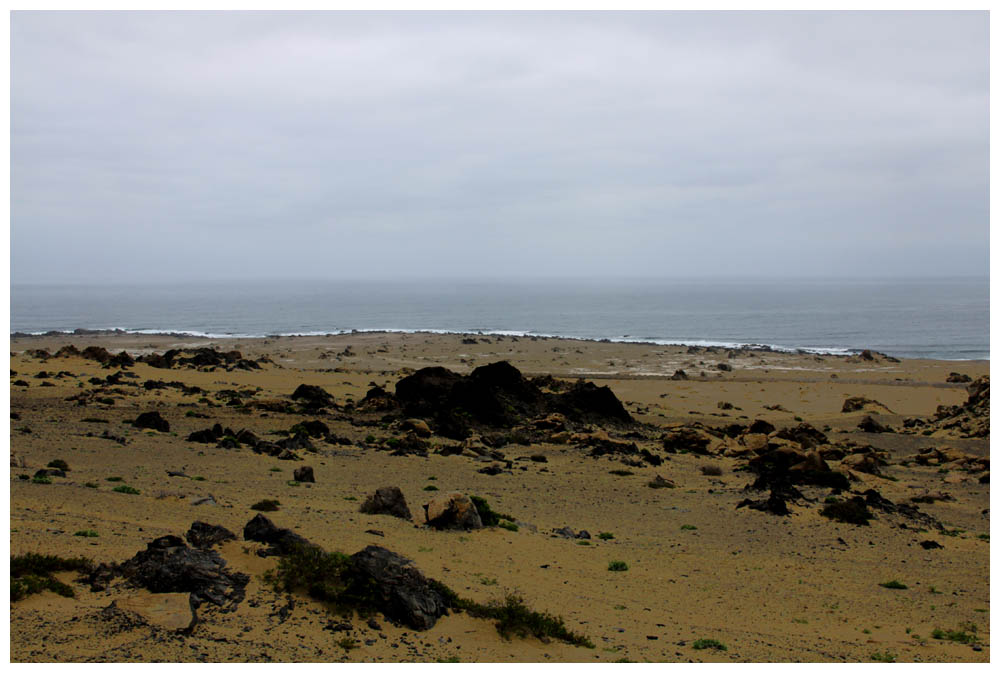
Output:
[[251, 499, 281, 512], [597, 532, 614, 540], [607, 561, 629, 572], [871, 650, 897, 662], [498, 521, 518, 532], [32, 476, 52, 485], [470, 495, 515, 527], [84, 482, 98, 489], [74, 530, 98, 538], [692, 638, 727, 651], [448, 592, 594, 648], [680, 524, 697, 530], [10, 553, 93, 601], [105, 476, 124, 482], [879, 580, 907, 590], [931, 627, 978, 644], [423, 485, 439, 491], [112, 485, 140, 495]]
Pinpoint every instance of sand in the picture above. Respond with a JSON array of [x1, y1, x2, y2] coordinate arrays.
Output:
[[8, 332, 990, 662]]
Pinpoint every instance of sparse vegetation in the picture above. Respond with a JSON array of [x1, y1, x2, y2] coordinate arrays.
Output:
[[84, 482, 98, 489], [112, 485, 140, 495], [607, 561, 629, 572], [931, 626, 978, 644], [871, 650, 897, 662], [470, 495, 515, 527], [692, 638, 727, 651], [423, 485, 439, 491], [105, 476, 124, 482], [879, 580, 907, 590], [597, 532, 615, 540], [680, 524, 698, 530], [11, 553, 93, 601], [32, 476, 52, 485], [498, 521, 518, 532], [73, 530, 98, 537]]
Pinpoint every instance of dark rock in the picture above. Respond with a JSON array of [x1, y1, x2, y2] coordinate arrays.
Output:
[[857, 415, 889, 433], [348, 545, 451, 630], [746, 419, 776, 435], [359, 487, 413, 520], [33, 468, 66, 479], [243, 513, 317, 556], [737, 490, 790, 516], [669, 370, 688, 381], [774, 422, 829, 449], [113, 534, 248, 609], [478, 464, 504, 475], [291, 384, 336, 409], [819, 498, 872, 525], [134, 411, 170, 432], [185, 521, 237, 549], [947, 372, 972, 384], [81, 346, 112, 363], [293, 466, 315, 483], [291, 420, 329, 438], [717, 363, 732, 372], [919, 540, 943, 550], [187, 427, 222, 443], [107, 351, 135, 368]]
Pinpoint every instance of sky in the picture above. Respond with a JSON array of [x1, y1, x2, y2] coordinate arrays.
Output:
[[10, 11, 990, 284]]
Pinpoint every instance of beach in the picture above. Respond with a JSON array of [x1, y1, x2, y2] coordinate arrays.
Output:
[[9, 331, 990, 662]]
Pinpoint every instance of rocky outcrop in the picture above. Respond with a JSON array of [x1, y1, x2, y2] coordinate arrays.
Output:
[[349, 546, 452, 631]]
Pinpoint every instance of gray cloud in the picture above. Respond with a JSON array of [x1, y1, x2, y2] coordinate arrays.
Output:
[[11, 10, 988, 283]]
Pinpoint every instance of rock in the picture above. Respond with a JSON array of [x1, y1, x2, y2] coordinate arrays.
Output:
[[947, 372, 972, 383], [33, 468, 66, 479], [857, 415, 889, 433], [359, 487, 413, 520], [736, 491, 790, 516], [648, 475, 676, 489], [114, 534, 249, 609], [840, 452, 885, 475], [243, 514, 317, 556], [113, 593, 196, 632], [185, 521, 236, 549], [717, 363, 732, 372], [842, 397, 893, 414], [293, 466, 315, 483], [81, 346, 112, 363], [348, 546, 451, 631], [423, 492, 483, 530], [290, 384, 336, 409], [919, 540, 943, 550], [746, 419, 776, 435], [774, 423, 829, 449], [661, 426, 713, 454], [134, 411, 170, 432], [669, 370, 688, 380], [401, 419, 432, 437]]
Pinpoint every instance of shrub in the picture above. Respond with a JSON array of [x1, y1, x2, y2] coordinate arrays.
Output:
[[423, 485, 439, 491], [74, 530, 98, 537], [692, 638, 727, 651], [251, 499, 281, 512], [105, 476, 124, 482], [10, 553, 93, 601], [931, 627, 978, 644], [607, 561, 629, 572], [871, 650, 897, 662], [449, 592, 594, 648], [84, 482, 98, 489], [680, 524, 697, 530], [879, 580, 907, 590], [32, 476, 52, 485], [113, 485, 140, 495], [470, 495, 515, 527], [498, 521, 518, 532], [597, 532, 614, 540]]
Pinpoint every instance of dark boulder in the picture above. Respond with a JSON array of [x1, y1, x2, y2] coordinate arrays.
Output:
[[551, 380, 633, 425], [857, 415, 889, 433], [293, 466, 315, 483], [134, 411, 170, 432], [81, 346, 112, 363], [348, 545, 451, 630], [185, 521, 236, 549], [243, 513, 317, 556], [115, 534, 248, 609], [187, 427, 222, 443], [774, 422, 829, 449], [360, 487, 412, 520], [291, 384, 336, 409], [747, 419, 776, 435], [947, 372, 972, 384]]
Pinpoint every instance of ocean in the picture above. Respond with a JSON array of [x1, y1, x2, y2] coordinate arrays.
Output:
[[9, 278, 989, 360]]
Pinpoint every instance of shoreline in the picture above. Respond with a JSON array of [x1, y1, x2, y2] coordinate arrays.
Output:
[[8, 327, 988, 362]]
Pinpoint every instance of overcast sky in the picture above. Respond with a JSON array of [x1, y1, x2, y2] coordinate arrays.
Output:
[[11, 11, 989, 284]]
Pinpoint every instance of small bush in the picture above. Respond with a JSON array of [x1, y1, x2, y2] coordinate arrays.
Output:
[[597, 532, 614, 540], [871, 650, 896, 662], [680, 524, 697, 530], [251, 499, 281, 512], [47, 459, 69, 471], [73, 529, 99, 537], [470, 495, 515, 527], [32, 476, 52, 485], [931, 627, 977, 644], [453, 592, 594, 648], [607, 561, 629, 572], [423, 485, 439, 491], [105, 476, 124, 482], [879, 580, 907, 590], [84, 482, 98, 489], [692, 638, 727, 651], [11, 553, 93, 601], [498, 521, 518, 532], [112, 485, 140, 495]]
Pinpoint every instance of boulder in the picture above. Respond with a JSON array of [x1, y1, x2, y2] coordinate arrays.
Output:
[[185, 521, 236, 549], [293, 466, 315, 483], [359, 487, 412, 520], [134, 411, 170, 432], [947, 372, 973, 384], [401, 419, 432, 438], [857, 415, 889, 433], [114, 534, 248, 609], [348, 546, 451, 631], [290, 384, 335, 409], [423, 492, 483, 530], [243, 514, 316, 556]]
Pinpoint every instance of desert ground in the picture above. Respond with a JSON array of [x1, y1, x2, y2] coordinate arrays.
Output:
[[8, 331, 990, 662]]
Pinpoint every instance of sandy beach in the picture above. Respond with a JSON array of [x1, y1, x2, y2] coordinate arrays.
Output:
[[9, 331, 990, 662]]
